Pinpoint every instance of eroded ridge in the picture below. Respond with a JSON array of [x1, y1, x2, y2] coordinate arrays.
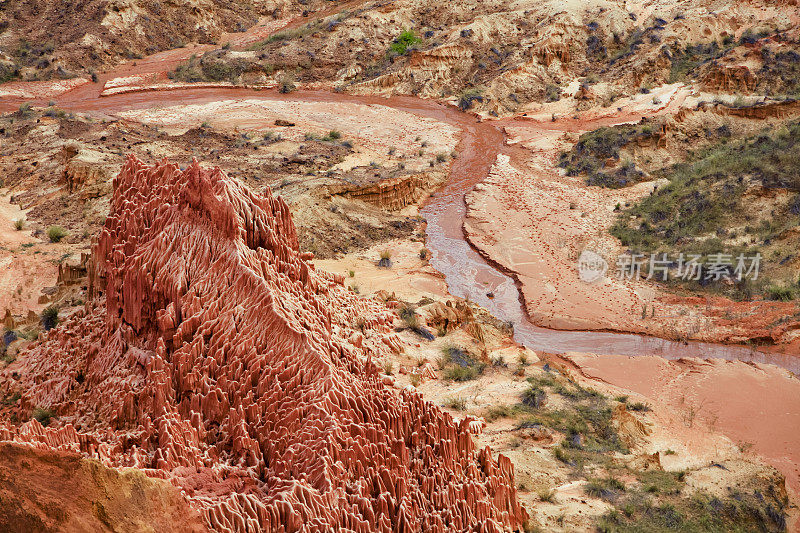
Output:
[[0, 156, 526, 532]]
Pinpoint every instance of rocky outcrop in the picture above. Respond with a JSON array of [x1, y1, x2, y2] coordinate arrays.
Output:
[[327, 173, 432, 211], [60, 144, 115, 198], [57, 253, 90, 286], [701, 64, 758, 93], [714, 99, 800, 120], [422, 301, 474, 335], [0, 156, 526, 532]]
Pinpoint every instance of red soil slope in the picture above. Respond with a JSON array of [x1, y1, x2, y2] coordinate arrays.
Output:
[[0, 156, 526, 532]]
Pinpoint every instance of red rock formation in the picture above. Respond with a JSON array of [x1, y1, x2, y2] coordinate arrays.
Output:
[[0, 156, 527, 532], [327, 173, 432, 211], [57, 252, 89, 285], [700, 64, 757, 93]]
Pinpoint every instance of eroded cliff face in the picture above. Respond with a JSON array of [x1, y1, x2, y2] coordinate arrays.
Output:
[[0, 156, 526, 532], [327, 173, 434, 211]]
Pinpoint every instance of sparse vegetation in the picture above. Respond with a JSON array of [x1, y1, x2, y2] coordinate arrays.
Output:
[[628, 401, 651, 412], [41, 306, 59, 331], [458, 88, 484, 111], [32, 406, 54, 427], [516, 374, 628, 467], [278, 74, 297, 94], [485, 404, 522, 422], [17, 102, 34, 119], [169, 52, 267, 84], [443, 397, 467, 411], [667, 41, 734, 84], [595, 481, 786, 533], [398, 304, 419, 329], [378, 249, 393, 268], [47, 225, 68, 242], [538, 488, 556, 502], [611, 120, 800, 298], [440, 346, 486, 382], [389, 30, 421, 56], [558, 123, 654, 188], [545, 84, 561, 103], [766, 284, 795, 302], [585, 476, 626, 502], [521, 386, 546, 409]]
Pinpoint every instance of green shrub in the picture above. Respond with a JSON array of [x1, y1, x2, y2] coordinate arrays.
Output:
[[18, 102, 34, 118], [169, 52, 261, 84], [32, 406, 54, 426], [390, 30, 421, 56], [521, 386, 546, 409], [485, 404, 518, 421], [398, 304, 419, 329], [47, 225, 68, 242], [41, 306, 59, 331], [558, 124, 652, 188], [585, 477, 626, 501], [767, 285, 795, 301], [13, 218, 24, 231], [278, 77, 296, 93], [443, 397, 467, 411], [628, 401, 651, 412], [458, 88, 484, 111], [443, 365, 481, 381], [545, 84, 561, 102], [667, 40, 734, 83], [0, 62, 21, 84]]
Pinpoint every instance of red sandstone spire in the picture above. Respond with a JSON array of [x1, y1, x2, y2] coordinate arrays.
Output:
[[0, 156, 527, 532]]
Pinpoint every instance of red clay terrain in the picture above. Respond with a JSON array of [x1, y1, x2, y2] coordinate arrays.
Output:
[[0, 442, 208, 532], [1, 1, 799, 530], [0, 157, 526, 532]]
